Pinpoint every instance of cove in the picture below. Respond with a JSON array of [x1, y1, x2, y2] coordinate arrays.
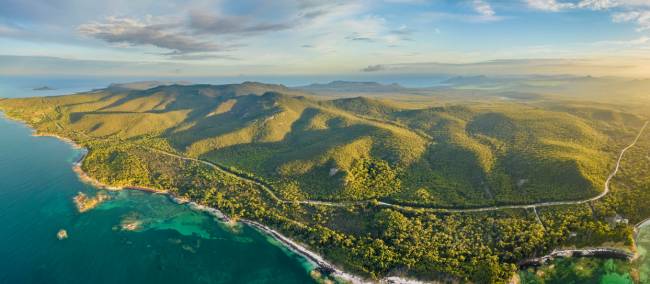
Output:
[[0, 115, 318, 284]]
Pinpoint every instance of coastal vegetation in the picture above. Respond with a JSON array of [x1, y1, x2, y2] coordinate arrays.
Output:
[[1, 80, 649, 283], [520, 258, 634, 283]]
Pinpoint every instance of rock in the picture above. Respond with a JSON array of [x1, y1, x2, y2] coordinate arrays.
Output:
[[121, 219, 142, 231], [73, 191, 109, 213], [57, 229, 68, 240]]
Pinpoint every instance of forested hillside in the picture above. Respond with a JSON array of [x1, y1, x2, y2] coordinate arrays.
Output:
[[0, 83, 641, 207], [1, 81, 648, 283]]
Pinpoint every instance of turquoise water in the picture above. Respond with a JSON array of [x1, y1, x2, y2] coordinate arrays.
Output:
[[3, 76, 649, 284], [519, 224, 650, 283], [638, 224, 650, 283], [0, 116, 317, 283]]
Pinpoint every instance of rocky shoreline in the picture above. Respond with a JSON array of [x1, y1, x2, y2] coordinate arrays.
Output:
[[67, 142, 429, 283], [519, 219, 650, 269], [0, 115, 379, 283], [71, 149, 377, 283], [7, 112, 644, 284], [71, 148, 168, 194], [239, 219, 372, 284], [518, 248, 635, 268], [182, 197, 428, 284], [634, 218, 650, 239]]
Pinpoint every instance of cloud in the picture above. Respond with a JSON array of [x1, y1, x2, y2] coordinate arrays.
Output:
[[0, 54, 276, 76], [526, 0, 576, 11], [593, 35, 650, 45], [0, 24, 20, 36], [420, 11, 502, 23], [577, 0, 620, 10], [526, 0, 619, 11], [346, 34, 375, 42], [74, 0, 396, 58], [167, 53, 240, 61], [389, 25, 413, 36], [419, 1, 502, 23], [361, 64, 386, 72], [383, 0, 427, 3], [613, 10, 650, 31], [360, 58, 650, 76], [78, 16, 224, 54], [526, 0, 650, 33], [292, 1, 415, 47], [527, 0, 650, 11], [473, 0, 496, 17], [187, 11, 293, 36], [339, 14, 412, 44]]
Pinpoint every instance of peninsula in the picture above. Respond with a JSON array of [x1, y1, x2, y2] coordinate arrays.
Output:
[[2, 80, 650, 283]]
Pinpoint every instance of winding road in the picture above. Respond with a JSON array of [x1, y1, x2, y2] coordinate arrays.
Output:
[[143, 120, 648, 214]]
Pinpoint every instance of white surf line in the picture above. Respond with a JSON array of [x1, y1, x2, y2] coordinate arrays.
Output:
[[9, 112, 647, 283], [633, 217, 650, 242], [636, 217, 650, 229], [240, 219, 375, 284]]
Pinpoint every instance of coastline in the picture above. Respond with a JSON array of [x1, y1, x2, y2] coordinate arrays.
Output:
[[70, 148, 166, 193], [70, 146, 380, 283], [635, 218, 650, 238], [0, 112, 389, 284], [518, 248, 635, 268], [3, 111, 645, 284], [64, 139, 649, 284], [239, 219, 374, 284]]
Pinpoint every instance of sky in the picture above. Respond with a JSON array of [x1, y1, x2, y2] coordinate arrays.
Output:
[[2, 0, 650, 78]]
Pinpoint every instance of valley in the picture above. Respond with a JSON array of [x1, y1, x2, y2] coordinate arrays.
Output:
[[2, 79, 650, 283]]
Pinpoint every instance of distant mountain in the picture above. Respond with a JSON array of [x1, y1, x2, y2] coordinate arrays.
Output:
[[33, 86, 55, 91], [107, 80, 193, 91], [442, 75, 491, 85], [296, 80, 407, 93]]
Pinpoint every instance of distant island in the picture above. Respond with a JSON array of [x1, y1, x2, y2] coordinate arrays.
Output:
[[297, 80, 407, 93], [33, 86, 55, 91], [107, 80, 192, 91], [1, 79, 649, 283]]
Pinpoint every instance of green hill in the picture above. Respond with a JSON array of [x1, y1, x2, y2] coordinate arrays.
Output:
[[1, 81, 648, 283], [0, 82, 641, 208]]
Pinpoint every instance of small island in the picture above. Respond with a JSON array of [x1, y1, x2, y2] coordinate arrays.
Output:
[[73, 192, 109, 213], [57, 229, 68, 240], [120, 215, 142, 231], [33, 86, 56, 91], [2, 82, 650, 283]]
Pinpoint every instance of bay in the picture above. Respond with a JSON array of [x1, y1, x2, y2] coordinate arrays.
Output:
[[0, 115, 318, 284]]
